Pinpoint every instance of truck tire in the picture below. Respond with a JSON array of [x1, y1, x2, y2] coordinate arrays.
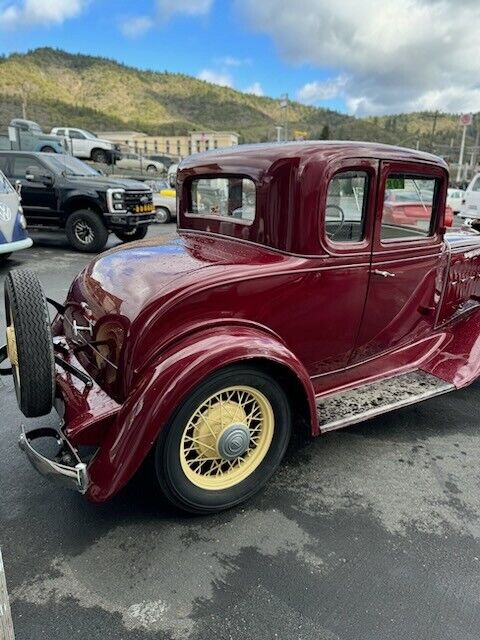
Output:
[[154, 365, 291, 514], [4, 269, 55, 417], [65, 209, 109, 253], [114, 226, 148, 243], [91, 148, 109, 164], [40, 145, 55, 153]]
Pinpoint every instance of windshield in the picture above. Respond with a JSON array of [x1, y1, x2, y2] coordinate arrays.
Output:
[[43, 154, 100, 176]]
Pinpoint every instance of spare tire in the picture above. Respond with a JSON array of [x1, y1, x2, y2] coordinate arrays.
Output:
[[4, 269, 55, 417]]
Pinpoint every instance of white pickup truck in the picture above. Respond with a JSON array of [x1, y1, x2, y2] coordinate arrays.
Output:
[[51, 127, 119, 165], [459, 174, 480, 231]]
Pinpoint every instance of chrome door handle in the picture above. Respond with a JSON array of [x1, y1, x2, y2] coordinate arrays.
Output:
[[373, 269, 396, 278]]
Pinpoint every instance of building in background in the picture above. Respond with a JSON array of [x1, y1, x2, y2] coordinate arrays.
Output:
[[97, 130, 239, 158]]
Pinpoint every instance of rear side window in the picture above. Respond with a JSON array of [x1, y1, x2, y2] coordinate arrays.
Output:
[[189, 177, 255, 223], [325, 171, 368, 243], [381, 175, 439, 240]]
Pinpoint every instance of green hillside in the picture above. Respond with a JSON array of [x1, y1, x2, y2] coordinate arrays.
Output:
[[0, 47, 477, 156]]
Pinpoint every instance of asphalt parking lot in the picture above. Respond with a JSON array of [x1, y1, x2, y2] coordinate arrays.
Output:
[[1, 223, 480, 640]]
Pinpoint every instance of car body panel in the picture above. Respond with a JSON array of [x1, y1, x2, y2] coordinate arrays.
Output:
[[0, 171, 32, 255], [15, 141, 480, 502]]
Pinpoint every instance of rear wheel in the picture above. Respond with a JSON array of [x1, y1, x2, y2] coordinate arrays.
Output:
[[156, 207, 171, 224], [114, 226, 148, 243], [146, 164, 158, 174], [65, 209, 108, 252], [40, 145, 55, 153], [4, 269, 55, 417], [91, 148, 109, 164], [155, 365, 291, 514]]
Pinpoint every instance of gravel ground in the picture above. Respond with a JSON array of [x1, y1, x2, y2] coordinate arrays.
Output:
[[1, 222, 479, 640]]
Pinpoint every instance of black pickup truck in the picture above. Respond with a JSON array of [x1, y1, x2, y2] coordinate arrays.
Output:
[[0, 151, 155, 252]]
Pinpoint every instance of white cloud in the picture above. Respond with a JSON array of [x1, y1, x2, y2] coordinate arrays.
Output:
[[245, 81, 264, 96], [215, 56, 251, 67], [0, 0, 88, 29], [237, 0, 480, 115], [119, 15, 153, 38], [197, 69, 233, 87], [157, 0, 213, 19], [297, 75, 347, 104]]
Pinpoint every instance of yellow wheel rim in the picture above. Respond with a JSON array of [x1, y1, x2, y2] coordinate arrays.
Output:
[[6, 324, 18, 367], [180, 385, 274, 490]]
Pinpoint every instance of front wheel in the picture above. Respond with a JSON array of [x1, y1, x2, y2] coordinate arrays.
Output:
[[91, 149, 109, 164], [146, 164, 158, 174], [40, 146, 55, 153], [114, 226, 148, 243], [154, 366, 291, 514], [65, 209, 108, 252]]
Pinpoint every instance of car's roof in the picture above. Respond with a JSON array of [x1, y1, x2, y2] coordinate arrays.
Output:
[[180, 140, 448, 171], [0, 150, 54, 157]]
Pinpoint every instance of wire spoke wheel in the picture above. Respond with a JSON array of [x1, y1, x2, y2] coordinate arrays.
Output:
[[180, 385, 274, 490]]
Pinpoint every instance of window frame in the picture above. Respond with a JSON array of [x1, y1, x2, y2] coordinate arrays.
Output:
[[380, 172, 442, 245], [320, 159, 378, 256], [324, 169, 370, 247], [185, 173, 257, 226], [375, 161, 447, 252]]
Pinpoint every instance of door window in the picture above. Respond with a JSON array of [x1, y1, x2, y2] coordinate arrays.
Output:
[[12, 157, 46, 179], [69, 130, 86, 139], [381, 175, 439, 240], [325, 171, 368, 243], [56, 129, 66, 136]]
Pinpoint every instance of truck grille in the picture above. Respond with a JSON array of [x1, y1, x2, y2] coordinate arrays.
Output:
[[124, 190, 154, 213]]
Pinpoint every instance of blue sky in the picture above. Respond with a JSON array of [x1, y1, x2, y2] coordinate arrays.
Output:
[[0, 0, 479, 116], [0, 0, 345, 111]]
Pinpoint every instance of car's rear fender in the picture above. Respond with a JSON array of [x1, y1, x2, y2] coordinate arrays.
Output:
[[86, 326, 317, 503]]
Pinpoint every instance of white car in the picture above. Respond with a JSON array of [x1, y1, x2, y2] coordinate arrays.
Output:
[[0, 171, 32, 262], [447, 187, 464, 215], [116, 153, 164, 175], [459, 174, 480, 229], [51, 127, 118, 165]]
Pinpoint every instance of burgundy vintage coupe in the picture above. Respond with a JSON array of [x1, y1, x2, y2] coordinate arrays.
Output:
[[2, 142, 480, 514]]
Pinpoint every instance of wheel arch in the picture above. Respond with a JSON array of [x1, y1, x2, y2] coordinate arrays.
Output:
[[63, 195, 103, 221], [86, 326, 317, 503]]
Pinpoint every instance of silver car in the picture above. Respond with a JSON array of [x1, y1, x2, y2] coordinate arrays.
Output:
[[0, 171, 32, 262], [144, 179, 176, 223], [116, 153, 164, 175]]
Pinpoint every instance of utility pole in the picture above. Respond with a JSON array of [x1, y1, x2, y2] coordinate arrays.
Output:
[[429, 110, 439, 152], [275, 126, 283, 143], [280, 93, 289, 141], [457, 113, 472, 183], [469, 115, 479, 176]]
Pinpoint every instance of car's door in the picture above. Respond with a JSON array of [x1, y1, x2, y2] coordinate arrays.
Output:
[[351, 161, 448, 363], [68, 129, 89, 158], [309, 160, 377, 376], [10, 155, 59, 224]]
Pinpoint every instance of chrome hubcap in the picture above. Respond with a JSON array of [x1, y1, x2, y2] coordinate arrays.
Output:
[[74, 220, 94, 244], [216, 423, 250, 460]]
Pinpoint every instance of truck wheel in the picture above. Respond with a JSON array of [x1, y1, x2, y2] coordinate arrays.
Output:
[[65, 209, 108, 253], [154, 365, 291, 514], [156, 207, 171, 224], [40, 146, 55, 153], [4, 269, 55, 417], [115, 226, 148, 243], [91, 149, 108, 164]]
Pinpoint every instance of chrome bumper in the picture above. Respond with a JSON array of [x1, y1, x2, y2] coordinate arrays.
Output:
[[18, 426, 89, 494]]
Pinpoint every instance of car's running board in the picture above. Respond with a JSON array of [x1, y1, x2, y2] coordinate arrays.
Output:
[[316, 370, 454, 433]]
